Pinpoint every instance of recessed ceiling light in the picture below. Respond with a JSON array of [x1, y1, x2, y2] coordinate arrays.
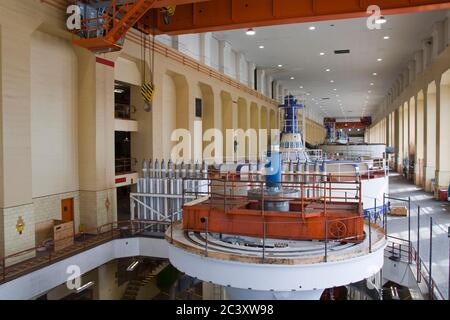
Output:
[[377, 58, 383, 62], [278, 64, 283, 68], [259, 45, 265, 49], [306, 93, 311, 96], [325, 68, 331, 72], [375, 16, 387, 24], [309, 26, 316, 31], [299, 86, 303, 89], [368, 90, 372, 93], [246, 28, 256, 36], [370, 83, 374, 86], [384, 36, 390, 40], [372, 73, 378, 76], [330, 80, 335, 83], [320, 52, 325, 56], [336, 94, 339, 97], [290, 76, 295, 80]]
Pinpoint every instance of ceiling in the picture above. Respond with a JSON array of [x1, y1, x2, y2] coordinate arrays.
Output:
[[213, 9, 448, 120]]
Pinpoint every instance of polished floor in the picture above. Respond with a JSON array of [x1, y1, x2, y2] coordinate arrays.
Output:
[[387, 172, 450, 299]]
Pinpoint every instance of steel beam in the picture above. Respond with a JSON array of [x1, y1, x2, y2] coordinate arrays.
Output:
[[152, 0, 450, 35]]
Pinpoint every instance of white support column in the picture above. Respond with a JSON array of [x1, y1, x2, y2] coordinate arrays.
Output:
[[422, 38, 433, 70], [256, 69, 266, 95], [424, 88, 437, 192], [247, 61, 256, 90], [436, 80, 450, 191], [414, 50, 424, 75], [431, 21, 446, 59], [408, 61, 416, 84], [445, 14, 450, 47], [171, 35, 179, 50], [266, 75, 273, 99]]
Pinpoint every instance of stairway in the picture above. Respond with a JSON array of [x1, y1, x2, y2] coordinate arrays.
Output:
[[73, 0, 157, 53], [121, 260, 169, 300]]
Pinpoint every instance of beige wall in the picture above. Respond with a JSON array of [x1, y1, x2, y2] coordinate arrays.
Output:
[[31, 30, 79, 198]]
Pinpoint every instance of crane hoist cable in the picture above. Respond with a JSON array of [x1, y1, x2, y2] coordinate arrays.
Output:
[[161, 5, 176, 25], [141, 26, 156, 111]]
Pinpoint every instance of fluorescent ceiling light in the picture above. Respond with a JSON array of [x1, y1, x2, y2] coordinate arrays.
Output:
[[375, 16, 387, 24], [384, 36, 390, 40], [309, 26, 316, 30], [76, 281, 95, 293], [127, 260, 140, 272], [114, 89, 125, 94], [246, 28, 256, 36]]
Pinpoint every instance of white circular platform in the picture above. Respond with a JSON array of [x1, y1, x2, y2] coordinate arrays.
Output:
[[166, 223, 386, 296]]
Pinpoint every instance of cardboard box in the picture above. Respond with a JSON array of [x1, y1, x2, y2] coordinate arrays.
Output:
[[389, 206, 408, 217]]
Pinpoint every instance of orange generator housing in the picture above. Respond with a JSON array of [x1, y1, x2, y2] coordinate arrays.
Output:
[[182, 198, 365, 242]]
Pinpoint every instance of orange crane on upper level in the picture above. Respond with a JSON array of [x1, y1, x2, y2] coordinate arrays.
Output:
[[71, 0, 450, 53]]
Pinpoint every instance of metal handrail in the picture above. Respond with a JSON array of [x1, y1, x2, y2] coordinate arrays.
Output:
[[386, 237, 446, 300], [0, 219, 169, 285]]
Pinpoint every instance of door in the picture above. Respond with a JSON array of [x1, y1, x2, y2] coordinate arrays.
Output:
[[61, 198, 74, 222]]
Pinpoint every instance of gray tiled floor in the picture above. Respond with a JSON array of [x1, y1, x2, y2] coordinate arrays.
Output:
[[386, 172, 450, 299]]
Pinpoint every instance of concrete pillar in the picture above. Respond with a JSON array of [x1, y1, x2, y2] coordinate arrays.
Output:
[[247, 61, 256, 90], [424, 86, 437, 192], [446, 14, 450, 48], [256, 69, 266, 95], [432, 21, 445, 59], [0, 15, 40, 261], [415, 50, 424, 75], [422, 38, 433, 70], [403, 102, 409, 165], [266, 75, 273, 99], [277, 83, 284, 103], [415, 94, 425, 186], [199, 33, 207, 64], [436, 80, 450, 191], [409, 98, 415, 160], [408, 61, 416, 84], [218, 40, 228, 75], [394, 109, 401, 172], [75, 48, 117, 231], [171, 35, 179, 50], [385, 116, 390, 146]]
